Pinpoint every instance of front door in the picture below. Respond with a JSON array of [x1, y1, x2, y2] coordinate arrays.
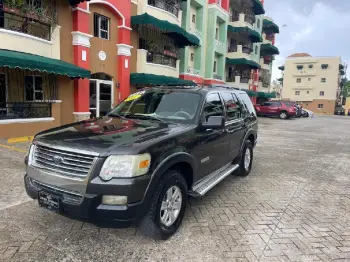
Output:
[[89, 79, 113, 118], [0, 74, 6, 116], [193, 93, 230, 180]]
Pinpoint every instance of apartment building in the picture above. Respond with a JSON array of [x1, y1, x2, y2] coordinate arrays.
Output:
[[280, 53, 343, 114]]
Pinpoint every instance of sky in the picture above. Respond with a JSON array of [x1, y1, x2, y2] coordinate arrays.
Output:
[[264, 0, 350, 81]]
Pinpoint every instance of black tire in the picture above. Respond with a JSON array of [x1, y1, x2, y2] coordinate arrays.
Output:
[[279, 111, 288, 119], [139, 170, 188, 240], [235, 140, 253, 177]]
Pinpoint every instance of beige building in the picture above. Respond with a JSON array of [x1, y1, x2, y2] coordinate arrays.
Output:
[[281, 53, 342, 114]]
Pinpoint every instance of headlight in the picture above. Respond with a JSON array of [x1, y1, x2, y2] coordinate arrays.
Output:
[[28, 144, 36, 166], [99, 154, 151, 181]]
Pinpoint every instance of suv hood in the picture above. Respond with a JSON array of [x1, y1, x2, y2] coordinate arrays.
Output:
[[34, 117, 188, 156]]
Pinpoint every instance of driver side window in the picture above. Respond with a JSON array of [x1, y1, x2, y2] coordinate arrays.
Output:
[[202, 93, 224, 122]]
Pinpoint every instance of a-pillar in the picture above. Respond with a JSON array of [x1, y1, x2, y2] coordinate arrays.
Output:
[[72, 3, 93, 121], [116, 27, 132, 102]]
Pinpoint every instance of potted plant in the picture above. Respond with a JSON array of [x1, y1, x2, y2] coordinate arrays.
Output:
[[3, 0, 24, 15]]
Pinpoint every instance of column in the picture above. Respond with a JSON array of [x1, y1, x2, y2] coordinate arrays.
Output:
[[117, 27, 132, 102], [72, 4, 93, 121]]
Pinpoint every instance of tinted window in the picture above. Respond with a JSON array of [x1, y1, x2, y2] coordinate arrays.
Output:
[[270, 102, 282, 107], [238, 93, 256, 116], [284, 102, 294, 107], [203, 93, 224, 121], [263, 102, 271, 106], [221, 92, 240, 121]]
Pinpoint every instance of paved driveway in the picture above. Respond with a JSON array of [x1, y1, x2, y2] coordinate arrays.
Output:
[[1, 116, 350, 262]]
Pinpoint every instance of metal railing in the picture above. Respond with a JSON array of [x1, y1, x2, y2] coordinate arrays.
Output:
[[244, 14, 255, 25], [147, 52, 177, 68], [0, 11, 51, 40], [187, 67, 200, 75], [148, 0, 180, 17], [226, 75, 236, 82], [0, 102, 52, 120], [230, 11, 240, 22], [213, 74, 223, 80], [240, 77, 250, 84], [242, 46, 253, 54], [228, 45, 237, 52]]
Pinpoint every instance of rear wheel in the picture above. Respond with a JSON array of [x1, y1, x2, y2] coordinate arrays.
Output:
[[279, 111, 288, 119], [235, 140, 253, 177], [139, 170, 188, 240]]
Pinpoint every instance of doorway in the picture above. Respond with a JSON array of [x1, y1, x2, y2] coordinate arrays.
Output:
[[0, 73, 7, 117], [89, 73, 114, 118]]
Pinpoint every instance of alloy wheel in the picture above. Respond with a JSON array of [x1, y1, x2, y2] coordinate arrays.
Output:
[[160, 186, 182, 227]]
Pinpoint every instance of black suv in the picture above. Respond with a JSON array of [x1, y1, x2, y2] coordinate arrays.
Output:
[[24, 85, 258, 239]]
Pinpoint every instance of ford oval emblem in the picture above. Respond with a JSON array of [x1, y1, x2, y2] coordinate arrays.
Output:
[[53, 155, 64, 164]]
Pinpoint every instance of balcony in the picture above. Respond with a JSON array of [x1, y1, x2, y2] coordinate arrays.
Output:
[[137, 49, 179, 78], [186, 67, 200, 76], [227, 44, 254, 60], [188, 25, 202, 40], [259, 58, 270, 70], [138, 0, 182, 26], [0, 7, 60, 59], [262, 33, 273, 44], [214, 39, 226, 54], [213, 74, 223, 81], [226, 75, 251, 89], [229, 12, 255, 29]]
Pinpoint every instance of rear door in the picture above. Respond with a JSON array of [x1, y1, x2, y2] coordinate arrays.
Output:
[[259, 102, 271, 114], [220, 92, 245, 160], [269, 101, 282, 115]]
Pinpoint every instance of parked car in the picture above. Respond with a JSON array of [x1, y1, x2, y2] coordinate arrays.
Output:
[[24, 85, 258, 240], [334, 108, 345, 115], [255, 101, 297, 119]]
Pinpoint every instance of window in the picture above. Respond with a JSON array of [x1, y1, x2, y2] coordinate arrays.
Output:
[[309, 65, 313, 69], [25, 76, 43, 101], [320, 91, 324, 96], [215, 28, 219, 40], [255, 46, 258, 55], [192, 14, 196, 23], [297, 65, 303, 70], [236, 93, 256, 116], [202, 93, 224, 122], [295, 91, 300, 95], [296, 78, 301, 83], [308, 78, 311, 81], [257, 19, 260, 29], [221, 92, 240, 121], [213, 61, 217, 73], [321, 64, 328, 70], [270, 102, 282, 107], [321, 78, 326, 83], [318, 104, 324, 109], [190, 53, 194, 62], [263, 102, 271, 106], [94, 13, 110, 40]]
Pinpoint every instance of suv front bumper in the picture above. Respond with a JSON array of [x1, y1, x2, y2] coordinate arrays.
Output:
[[24, 173, 151, 225]]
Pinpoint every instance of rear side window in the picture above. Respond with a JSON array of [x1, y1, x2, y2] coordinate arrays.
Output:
[[202, 93, 224, 121], [270, 102, 282, 107], [284, 102, 294, 107], [237, 93, 256, 116], [263, 102, 271, 106], [221, 92, 241, 121]]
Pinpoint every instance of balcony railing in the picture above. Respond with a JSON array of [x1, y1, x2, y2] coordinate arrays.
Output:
[[213, 74, 223, 80], [215, 39, 225, 48], [240, 77, 250, 84], [0, 102, 52, 120], [229, 11, 240, 22], [148, 0, 180, 17], [147, 51, 177, 68], [0, 11, 51, 40], [188, 25, 202, 38], [244, 14, 255, 25], [228, 45, 237, 53], [242, 46, 253, 54], [226, 75, 236, 82], [187, 67, 200, 75]]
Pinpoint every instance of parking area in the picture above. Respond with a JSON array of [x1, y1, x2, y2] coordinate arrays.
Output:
[[1, 116, 350, 262]]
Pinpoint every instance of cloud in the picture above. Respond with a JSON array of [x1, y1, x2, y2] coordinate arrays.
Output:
[[265, 0, 350, 81]]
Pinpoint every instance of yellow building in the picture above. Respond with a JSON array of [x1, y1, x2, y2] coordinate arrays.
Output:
[[280, 53, 343, 114]]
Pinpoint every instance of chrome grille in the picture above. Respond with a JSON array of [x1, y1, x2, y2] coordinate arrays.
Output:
[[33, 144, 96, 179]]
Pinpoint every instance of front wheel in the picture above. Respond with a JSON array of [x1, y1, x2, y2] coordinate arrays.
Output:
[[139, 170, 188, 240], [279, 111, 288, 119], [235, 140, 253, 177]]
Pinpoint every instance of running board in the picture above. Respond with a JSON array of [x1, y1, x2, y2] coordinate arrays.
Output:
[[190, 163, 239, 197]]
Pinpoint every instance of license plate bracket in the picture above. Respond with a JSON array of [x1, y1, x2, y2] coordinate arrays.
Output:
[[38, 191, 60, 213]]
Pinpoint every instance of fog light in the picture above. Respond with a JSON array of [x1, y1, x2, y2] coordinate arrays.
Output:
[[102, 195, 127, 205]]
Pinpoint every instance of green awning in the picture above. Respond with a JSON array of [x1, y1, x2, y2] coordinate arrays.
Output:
[[130, 73, 196, 86], [263, 19, 279, 34], [0, 49, 91, 78], [227, 25, 263, 43], [257, 92, 276, 98], [131, 13, 200, 48], [260, 43, 280, 56], [226, 58, 261, 69], [252, 0, 265, 15], [242, 89, 258, 97], [278, 65, 285, 70]]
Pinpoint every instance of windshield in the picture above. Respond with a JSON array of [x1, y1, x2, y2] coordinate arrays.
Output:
[[108, 89, 202, 124]]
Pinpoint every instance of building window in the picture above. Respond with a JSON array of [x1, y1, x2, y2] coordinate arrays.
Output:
[[257, 19, 260, 29], [309, 64, 313, 69], [94, 13, 110, 40], [321, 78, 326, 83], [296, 78, 301, 83], [320, 91, 324, 96], [255, 46, 258, 55], [190, 53, 194, 62], [25, 76, 43, 101], [297, 65, 303, 70], [321, 64, 328, 70], [192, 14, 196, 23], [215, 28, 219, 40], [213, 61, 217, 73], [318, 104, 324, 109], [308, 78, 311, 81], [295, 91, 300, 96]]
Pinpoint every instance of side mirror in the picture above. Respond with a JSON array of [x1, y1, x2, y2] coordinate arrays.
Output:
[[201, 116, 224, 130]]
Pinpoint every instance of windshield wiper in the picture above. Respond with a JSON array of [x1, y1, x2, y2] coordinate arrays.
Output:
[[126, 114, 168, 124], [107, 113, 127, 119]]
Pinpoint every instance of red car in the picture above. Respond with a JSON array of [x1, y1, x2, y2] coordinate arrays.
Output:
[[255, 101, 297, 119]]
